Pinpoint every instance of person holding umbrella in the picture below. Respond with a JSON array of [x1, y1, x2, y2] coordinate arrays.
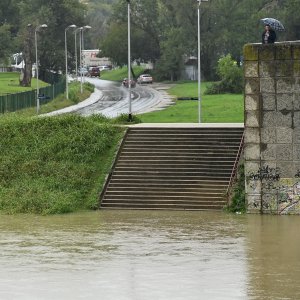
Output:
[[261, 18, 285, 44], [262, 24, 276, 44]]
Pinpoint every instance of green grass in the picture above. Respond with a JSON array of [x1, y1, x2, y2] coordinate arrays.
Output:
[[9, 81, 94, 117], [168, 81, 209, 97], [0, 114, 125, 215], [0, 72, 49, 95], [138, 81, 244, 123], [100, 66, 146, 81]]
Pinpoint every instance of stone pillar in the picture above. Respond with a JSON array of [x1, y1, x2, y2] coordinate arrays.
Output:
[[244, 42, 300, 214]]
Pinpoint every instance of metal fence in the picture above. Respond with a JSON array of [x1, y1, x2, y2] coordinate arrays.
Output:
[[0, 77, 66, 114]]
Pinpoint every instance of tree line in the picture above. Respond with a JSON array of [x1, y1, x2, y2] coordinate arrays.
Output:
[[99, 0, 300, 80], [1, 0, 300, 85]]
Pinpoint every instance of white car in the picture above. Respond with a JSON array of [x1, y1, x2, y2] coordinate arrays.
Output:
[[137, 74, 153, 84], [99, 65, 111, 71]]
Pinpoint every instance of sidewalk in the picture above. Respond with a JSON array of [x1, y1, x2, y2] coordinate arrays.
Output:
[[42, 87, 103, 117]]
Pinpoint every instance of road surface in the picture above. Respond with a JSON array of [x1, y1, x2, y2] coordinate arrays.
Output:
[[44, 78, 174, 118]]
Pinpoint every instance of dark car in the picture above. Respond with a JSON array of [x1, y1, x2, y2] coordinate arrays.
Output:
[[88, 67, 100, 77], [122, 78, 136, 88]]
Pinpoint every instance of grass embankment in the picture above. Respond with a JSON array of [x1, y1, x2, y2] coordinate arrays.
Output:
[[0, 72, 48, 95], [0, 72, 94, 116], [0, 114, 125, 215], [100, 65, 146, 81], [138, 81, 244, 123], [11, 81, 94, 117]]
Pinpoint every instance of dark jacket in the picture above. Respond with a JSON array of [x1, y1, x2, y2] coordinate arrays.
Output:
[[262, 29, 276, 44]]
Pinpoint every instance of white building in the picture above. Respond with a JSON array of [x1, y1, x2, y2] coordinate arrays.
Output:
[[82, 49, 112, 68]]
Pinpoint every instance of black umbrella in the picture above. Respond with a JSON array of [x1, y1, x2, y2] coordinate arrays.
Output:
[[261, 18, 285, 31]]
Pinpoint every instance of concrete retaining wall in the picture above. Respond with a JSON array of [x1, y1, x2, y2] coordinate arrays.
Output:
[[244, 42, 300, 214]]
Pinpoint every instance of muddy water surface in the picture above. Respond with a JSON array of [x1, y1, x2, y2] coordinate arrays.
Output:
[[0, 211, 299, 299]]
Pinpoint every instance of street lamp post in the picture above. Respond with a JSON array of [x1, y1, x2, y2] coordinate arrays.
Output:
[[80, 25, 91, 93], [74, 27, 81, 81], [127, 0, 132, 121], [197, 0, 208, 123], [65, 24, 77, 99], [35, 24, 48, 114]]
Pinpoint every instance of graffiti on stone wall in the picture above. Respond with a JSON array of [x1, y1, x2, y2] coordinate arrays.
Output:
[[247, 166, 280, 212], [247, 167, 300, 214], [278, 179, 300, 214]]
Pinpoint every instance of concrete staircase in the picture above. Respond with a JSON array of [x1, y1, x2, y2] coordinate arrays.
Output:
[[100, 126, 244, 210]]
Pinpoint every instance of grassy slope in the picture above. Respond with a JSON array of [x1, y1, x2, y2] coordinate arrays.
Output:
[[0, 114, 125, 214], [0, 72, 48, 95], [100, 66, 146, 81], [3, 81, 94, 117], [138, 81, 244, 123]]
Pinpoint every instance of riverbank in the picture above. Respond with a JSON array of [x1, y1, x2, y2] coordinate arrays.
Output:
[[0, 114, 125, 214]]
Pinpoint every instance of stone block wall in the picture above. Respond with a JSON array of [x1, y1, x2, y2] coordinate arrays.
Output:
[[244, 42, 300, 214]]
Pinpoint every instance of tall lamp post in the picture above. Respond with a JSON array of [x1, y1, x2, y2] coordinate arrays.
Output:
[[197, 0, 208, 123], [65, 24, 77, 99], [80, 25, 91, 93], [74, 27, 81, 81], [35, 24, 48, 114], [127, 0, 132, 121]]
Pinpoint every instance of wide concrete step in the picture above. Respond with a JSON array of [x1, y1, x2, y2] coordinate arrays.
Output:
[[105, 186, 226, 192], [112, 170, 232, 176], [101, 203, 226, 210], [109, 178, 229, 182], [117, 160, 235, 165], [111, 175, 230, 180], [108, 180, 229, 186], [128, 127, 242, 130], [114, 166, 233, 172], [125, 138, 242, 144], [122, 148, 236, 157], [119, 153, 237, 159], [102, 195, 224, 201], [103, 197, 225, 205], [104, 190, 224, 196], [126, 132, 243, 136], [122, 145, 240, 150], [115, 163, 232, 171]]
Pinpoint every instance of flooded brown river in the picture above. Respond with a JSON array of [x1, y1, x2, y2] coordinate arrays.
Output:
[[0, 210, 300, 300]]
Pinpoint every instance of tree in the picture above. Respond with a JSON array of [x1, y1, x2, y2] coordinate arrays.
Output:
[[0, 0, 19, 64], [84, 0, 117, 49], [18, 0, 85, 85], [155, 28, 185, 81], [100, 23, 128, 66], [205, 54, 243, 94], [100, 0, 160, 66], [0, 25, 14, 65]]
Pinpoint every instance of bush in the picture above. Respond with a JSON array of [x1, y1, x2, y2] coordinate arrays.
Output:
[[111, 113, 142, 124], [205, 54, 243, 94], [226, 164, 246, 213]]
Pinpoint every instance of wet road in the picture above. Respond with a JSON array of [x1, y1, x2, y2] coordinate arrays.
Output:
[[76, 78, 173, 117]]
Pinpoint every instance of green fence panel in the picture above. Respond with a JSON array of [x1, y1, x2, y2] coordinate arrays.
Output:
[[0, 78, 66, 114]]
